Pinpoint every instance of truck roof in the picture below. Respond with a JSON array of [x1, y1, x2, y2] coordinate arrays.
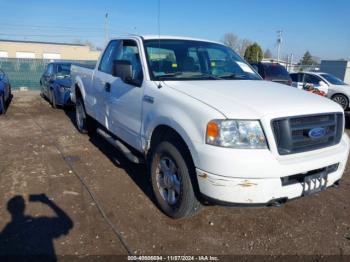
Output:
[[111, 35, 222, 45]]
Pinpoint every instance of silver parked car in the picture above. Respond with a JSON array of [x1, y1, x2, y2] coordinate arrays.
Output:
[[290, 71, 350, 110]]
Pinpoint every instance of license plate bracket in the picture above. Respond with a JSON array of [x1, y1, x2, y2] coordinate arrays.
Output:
[[302, 171, 328, 196]]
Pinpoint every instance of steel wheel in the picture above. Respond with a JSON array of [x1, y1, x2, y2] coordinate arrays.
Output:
[[156, 156, 181, 206], [332, 94, 348, 110]]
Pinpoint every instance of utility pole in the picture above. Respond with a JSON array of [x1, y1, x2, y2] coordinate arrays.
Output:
[[277, 30, 283, 63], [105, 13, 109, 44]]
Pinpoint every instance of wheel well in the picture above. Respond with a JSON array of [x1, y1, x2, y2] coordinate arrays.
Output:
[[150, 125, 185, 150], [75, 84, 82, 98]]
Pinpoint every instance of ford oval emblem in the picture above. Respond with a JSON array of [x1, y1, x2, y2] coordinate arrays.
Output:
[[308, 127, 326, 139]]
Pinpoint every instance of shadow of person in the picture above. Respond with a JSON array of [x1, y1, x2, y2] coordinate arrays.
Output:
[[0, 194, 73, 262]]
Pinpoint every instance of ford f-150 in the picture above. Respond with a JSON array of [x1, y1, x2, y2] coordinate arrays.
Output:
[[71, 35, 350, 218]]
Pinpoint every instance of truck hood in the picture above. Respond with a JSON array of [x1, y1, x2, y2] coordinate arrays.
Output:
[[164, 80, 343, 119]]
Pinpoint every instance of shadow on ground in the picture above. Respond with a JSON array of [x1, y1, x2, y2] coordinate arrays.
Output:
[[64, 108, 157, 207], [0, 194, 73, 262]]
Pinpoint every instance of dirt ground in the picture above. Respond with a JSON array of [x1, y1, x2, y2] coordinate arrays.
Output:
[[0, 91, 350, 259]]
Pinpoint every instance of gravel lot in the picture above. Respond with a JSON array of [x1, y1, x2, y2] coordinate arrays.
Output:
[[0, 91, 350, 260]]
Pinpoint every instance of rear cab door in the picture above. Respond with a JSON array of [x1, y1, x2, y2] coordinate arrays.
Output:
[[90, 40, 123, 126]]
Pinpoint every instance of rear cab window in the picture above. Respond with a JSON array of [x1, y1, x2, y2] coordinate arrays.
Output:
[[263, 63, 291, 80]]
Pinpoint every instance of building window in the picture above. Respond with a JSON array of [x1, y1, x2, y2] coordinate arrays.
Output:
[[0, 51, 8, 58], [16, 52, 35, 59], [43, 53, 61, 60]]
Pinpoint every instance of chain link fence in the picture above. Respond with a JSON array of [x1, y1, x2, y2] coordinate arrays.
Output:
[[0, 58, 96, 90]]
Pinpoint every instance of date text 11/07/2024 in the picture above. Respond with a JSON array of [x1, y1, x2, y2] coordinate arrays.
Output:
[[127, 255, 220, 261]]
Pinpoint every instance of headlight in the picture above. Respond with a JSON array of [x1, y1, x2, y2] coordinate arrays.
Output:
[[206, 120, 267, 149], [59, 86, 69, 92]]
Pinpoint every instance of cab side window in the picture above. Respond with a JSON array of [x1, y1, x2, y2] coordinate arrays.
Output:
[[99, 40, 122, 74], [99, 40, 143, 83], [118, 40, 143, 83]]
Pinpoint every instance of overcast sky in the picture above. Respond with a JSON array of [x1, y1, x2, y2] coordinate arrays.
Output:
[[0, 0, 349, 61]]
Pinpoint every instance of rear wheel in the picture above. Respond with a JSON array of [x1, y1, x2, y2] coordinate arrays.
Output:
[[150, 138, 201, 219], [75, 97, 95, 134], [332, 94, 348, 110]]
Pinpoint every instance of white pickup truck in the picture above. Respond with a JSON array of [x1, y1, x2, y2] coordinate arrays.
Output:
[[71, 35, 349, 218]]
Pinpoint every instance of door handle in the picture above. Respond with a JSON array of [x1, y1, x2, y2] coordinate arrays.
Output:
[[105, 82, 111, 92]]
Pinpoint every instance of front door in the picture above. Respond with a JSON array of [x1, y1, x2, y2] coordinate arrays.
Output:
[[105, 40, 145, 150]]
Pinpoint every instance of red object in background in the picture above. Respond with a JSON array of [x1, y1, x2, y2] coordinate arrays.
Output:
[[308, 89, 326, 97]]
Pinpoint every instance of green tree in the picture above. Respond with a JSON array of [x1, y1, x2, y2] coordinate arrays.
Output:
[[244, 43, 263, 63], [300, 51, 316, 65]]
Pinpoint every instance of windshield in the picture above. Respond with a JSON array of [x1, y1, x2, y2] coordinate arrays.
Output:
[[56, 64, 71, 77], [144, 40, 261, 81], [320, 73, 346, 85], [263, 63, 291, 80]]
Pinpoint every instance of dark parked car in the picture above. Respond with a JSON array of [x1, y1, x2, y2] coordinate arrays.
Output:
[[0, 69, 11, 115], [250, 62, 292, 86], [40, 62, 72, 108]]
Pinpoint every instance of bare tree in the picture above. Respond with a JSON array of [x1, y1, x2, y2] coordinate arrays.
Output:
[[73, 40, 101, 51], [222, 33, 240, 52], [238, 39, 252, 56], [221, 33, 253, 56]]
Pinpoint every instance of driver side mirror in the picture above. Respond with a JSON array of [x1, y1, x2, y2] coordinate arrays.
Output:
[[113, 60, 133, 82], [112, 60, 142, 87]]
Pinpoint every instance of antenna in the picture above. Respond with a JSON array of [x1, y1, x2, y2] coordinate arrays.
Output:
[[276, 30, 283, 63], [157, 0, 162, 88], [105, 12, 109, 44]]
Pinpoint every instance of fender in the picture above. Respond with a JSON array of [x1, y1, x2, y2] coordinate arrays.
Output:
[[142, 103, 210, 168], [72, 76, 86, 103]]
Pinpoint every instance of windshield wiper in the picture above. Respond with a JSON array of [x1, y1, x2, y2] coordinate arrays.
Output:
[[187, 73, 222, 80], [216, 73, 248, 80], [156, 72, 183, 79]]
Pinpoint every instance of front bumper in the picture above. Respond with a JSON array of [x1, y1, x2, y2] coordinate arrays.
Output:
[[196, 134, 349, 204], [55, 88, 73, 106]]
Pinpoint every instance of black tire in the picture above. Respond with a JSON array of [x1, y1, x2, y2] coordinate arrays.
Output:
[[51, 89, 57, 109], [75, 97, 95, 134], [40, 84, 45, 98], [0, 94, 5, 115], [332, 94, 349, 110], [150, 137, 201, 219]]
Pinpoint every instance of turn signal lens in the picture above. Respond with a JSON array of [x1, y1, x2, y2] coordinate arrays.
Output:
[[206, 121, 219, 139]]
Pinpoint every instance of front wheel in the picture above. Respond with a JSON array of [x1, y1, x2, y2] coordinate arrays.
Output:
[[50, 89, 57, 109], [332, 94, 349, 110], [150, 139, 201, 219]]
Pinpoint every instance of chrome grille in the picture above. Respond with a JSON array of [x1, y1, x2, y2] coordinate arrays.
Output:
[[272, 113, 343, 155]]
